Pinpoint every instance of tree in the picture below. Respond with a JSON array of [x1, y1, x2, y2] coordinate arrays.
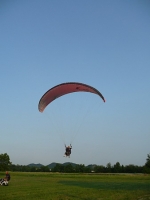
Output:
[[40, 166, 50, 172], [94, 165, 105, 173], [106, 162, 112, 173], [78, 164, 86, 173], [144, 153, 150, 174], [145, 153, 150, 168], [52, 164, 62, 172], [113, 162, 121, 173], [0, 153, 12, 171], [64, 164, 73, 173]]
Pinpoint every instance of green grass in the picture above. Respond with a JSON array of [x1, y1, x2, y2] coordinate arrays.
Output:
[[0, 172, 150, 200]]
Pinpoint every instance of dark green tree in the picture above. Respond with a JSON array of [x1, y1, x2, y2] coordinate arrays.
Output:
[[78, 164, 86, 173], [145, 153, 150, 168], [113, 162, 121, 173], [144, 153, 150, 174], [30, 166, 36, 172], [106, 162, 112, 173], [52, 164, 62, 172], [40, 166, 50, 172], [64, 164, 73, 173], [94, 165, 105, 173], [84, 166, 91, 173], [0, 153, 12, 171]]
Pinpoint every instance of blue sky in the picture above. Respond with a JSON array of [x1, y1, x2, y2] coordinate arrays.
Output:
[[0, 0, 150, 166]]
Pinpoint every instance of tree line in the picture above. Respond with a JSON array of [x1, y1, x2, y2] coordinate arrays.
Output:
[[0, 153, 150, 173]]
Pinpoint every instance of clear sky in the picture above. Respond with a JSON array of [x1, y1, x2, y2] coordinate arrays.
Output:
[[1, 0, 150, 166]]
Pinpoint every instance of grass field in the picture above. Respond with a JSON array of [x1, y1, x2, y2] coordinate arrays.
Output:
[[0, 172, 150, 200]]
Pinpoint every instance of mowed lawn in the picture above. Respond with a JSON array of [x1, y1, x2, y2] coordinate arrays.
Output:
[[0, 172, 150, 200]]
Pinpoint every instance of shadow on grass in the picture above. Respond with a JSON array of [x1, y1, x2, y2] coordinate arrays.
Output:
[[59, 180, 150, 191]]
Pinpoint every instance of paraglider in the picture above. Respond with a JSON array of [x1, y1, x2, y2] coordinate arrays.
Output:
[[38, 82, 105, 157], [64, 144, 72, 157]]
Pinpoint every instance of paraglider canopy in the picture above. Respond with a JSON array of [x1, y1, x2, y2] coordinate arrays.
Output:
[[38, 82, 105, 112]]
